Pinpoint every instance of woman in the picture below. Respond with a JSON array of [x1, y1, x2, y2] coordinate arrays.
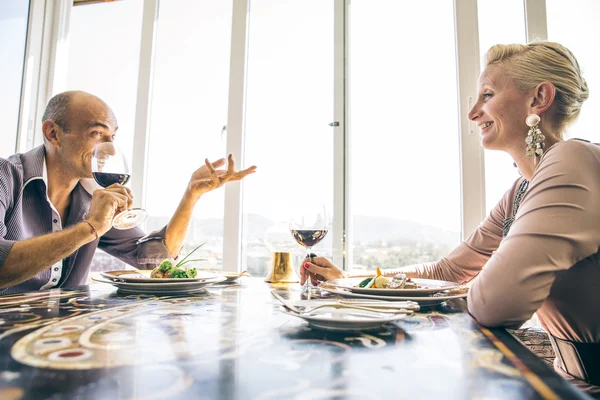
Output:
[[302, 42, 599, 395]]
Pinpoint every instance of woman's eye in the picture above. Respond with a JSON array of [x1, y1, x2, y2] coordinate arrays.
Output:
[[482, 93, 493, 100]]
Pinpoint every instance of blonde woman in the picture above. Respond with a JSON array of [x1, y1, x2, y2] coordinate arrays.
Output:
[[302, 42, 599, 396]]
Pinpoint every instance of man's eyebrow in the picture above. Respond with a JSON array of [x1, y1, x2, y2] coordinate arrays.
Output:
[[87, 121, 110, 130]]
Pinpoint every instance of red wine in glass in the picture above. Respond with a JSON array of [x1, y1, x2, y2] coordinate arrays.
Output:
[[91, 143, 147, 230], [92, 172, 130, 187], [289, 205, 329, 293]]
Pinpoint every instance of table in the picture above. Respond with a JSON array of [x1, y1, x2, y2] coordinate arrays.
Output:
[[0, 278, 590, 399]]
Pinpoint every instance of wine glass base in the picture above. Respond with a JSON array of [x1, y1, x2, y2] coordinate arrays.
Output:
[[113, 209, 147, 230]]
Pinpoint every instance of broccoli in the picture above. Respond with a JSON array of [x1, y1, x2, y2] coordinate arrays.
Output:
[[158, 259, 175, 273], [186, 268, 197, 278], [169, 269, 188, 279]]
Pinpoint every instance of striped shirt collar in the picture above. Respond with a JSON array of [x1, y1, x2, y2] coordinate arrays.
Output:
[[21, 145, 46, 187]]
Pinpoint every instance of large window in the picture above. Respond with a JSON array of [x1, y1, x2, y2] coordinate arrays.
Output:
[[348, 0, 461, 272], [145, 0, 233, 269], [477, 0, 526, 213], [0, 0, 29, 157], [547, 0, 600, 143], [21, 0, 600, 276], [242, 0, 335, 277], [66, 0, 144, 272]]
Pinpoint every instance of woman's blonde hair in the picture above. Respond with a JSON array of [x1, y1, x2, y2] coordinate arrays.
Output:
[[484, 42, 589, 134]]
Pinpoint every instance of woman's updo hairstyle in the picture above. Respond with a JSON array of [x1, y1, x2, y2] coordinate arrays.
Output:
[[484, 42, 589, 134]]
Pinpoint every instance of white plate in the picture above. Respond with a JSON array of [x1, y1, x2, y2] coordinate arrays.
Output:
[[100, 270, 221, 283], [319, 285, 467, 306], [91, 276, 226, 294], [199, 270, 248, 283], [280, 306, 407, 331], [327, 277, 461, 297]]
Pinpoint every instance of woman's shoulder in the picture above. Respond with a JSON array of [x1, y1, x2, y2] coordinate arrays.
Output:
[[544, 138, 600, 159], [530, 139, 600, 194]]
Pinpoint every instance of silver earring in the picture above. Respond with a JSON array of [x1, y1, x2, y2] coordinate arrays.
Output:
[[525, 114, 544, 161]]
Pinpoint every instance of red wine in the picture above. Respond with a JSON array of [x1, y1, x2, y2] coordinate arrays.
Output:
[[93, 172, 130, 188], [290, 229, 328, 247]]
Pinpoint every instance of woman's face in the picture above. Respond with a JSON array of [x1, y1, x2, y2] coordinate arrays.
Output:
[[468, 65, 532, 153]]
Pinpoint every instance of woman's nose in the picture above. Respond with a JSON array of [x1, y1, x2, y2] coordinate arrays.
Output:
[[468, 103, 481, 121]]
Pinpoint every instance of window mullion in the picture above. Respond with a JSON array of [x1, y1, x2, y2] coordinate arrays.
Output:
[[454, 0, 486, 241], [222, 0, 248, 273], [131, 0, 159, 212], [333, 0, 348, 271], [18, 0, 72, 153], [524, 0, 548, 42]]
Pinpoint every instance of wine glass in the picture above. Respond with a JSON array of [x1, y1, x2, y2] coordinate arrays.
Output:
[[91, 142, 147, 230], [289, 204, 329, 293]]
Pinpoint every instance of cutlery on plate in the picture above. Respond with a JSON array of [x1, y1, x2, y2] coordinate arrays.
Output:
[[270, 292, 414, 315]]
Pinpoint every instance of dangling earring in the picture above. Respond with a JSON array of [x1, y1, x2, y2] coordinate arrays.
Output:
[[525, 114, 545, 164]]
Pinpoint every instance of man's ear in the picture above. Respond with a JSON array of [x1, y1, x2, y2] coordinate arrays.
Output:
[[42, 120, 60, 147], [530, 81, 556, 115]]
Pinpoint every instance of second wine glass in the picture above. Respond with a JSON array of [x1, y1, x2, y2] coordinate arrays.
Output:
[[289, 204, 329, 292], [91, 142, 147, 230]]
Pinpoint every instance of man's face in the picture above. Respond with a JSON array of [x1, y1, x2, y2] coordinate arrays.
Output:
[[56, 95, 118, 178]]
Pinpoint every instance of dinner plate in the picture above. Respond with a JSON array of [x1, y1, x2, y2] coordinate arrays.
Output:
[[318, 284, 467, 307], [326, 277, 461, 297], [280, 305, 407, 331], [199, 270, 248, 283], [100, 270, 222, 283], [91, 276, 226, 294]]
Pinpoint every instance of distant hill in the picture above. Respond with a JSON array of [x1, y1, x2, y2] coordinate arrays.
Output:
[[146, 214, 459, 245]]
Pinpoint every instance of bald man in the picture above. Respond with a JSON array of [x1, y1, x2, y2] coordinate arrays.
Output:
[[0, 91, 256, 293]]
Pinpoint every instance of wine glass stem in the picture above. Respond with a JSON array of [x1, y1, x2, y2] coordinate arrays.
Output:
[[303, 246, 313, 290]]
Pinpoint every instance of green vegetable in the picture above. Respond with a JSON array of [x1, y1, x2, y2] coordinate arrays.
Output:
[[156, 243, 208, 279], [169, 269, 188, 279], [158, 259, 175, 273], [358, 277, 373, 288], [185, 267, 197, 278], [364, 277, 376, 288], [175, 243, 206, 268]]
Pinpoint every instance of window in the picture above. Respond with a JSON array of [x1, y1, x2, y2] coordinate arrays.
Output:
[[547, 0, 600, 143], [66, 0, 144, 272], [242, 0, 335, 277], [145, 0, 234, 269], [477, 0, 526, 213], [348, 0, 461, 273], [0, 0, 29, 157]]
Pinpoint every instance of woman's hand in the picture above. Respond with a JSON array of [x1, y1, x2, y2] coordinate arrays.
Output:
[[300, 256, 348, 285], [187, 154, 256, 199]]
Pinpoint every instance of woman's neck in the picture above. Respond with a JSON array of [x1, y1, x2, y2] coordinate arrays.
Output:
[[511, 135, 562, 180]]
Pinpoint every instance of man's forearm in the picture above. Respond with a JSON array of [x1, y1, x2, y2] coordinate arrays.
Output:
[[0, 222, 97, 289], [165, 190, 201, 258]]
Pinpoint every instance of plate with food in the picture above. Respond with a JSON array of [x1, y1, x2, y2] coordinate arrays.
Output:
[[325, 268, 462, 296], [198, 270, 248, 283], [101, 244, 221, 283], [91, 276, 226, 294], [317, 284, 468, 306], [280, 305, 408, 331]]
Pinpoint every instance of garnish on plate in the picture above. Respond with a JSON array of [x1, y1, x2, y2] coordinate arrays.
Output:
[[355, 267, 421, 289], [150, 243, 206, 279]]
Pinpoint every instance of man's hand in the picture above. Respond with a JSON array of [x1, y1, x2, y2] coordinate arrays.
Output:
[[300, 256, 348, 285], [187, 154, 256, 198], [86, 184, 134, 235]]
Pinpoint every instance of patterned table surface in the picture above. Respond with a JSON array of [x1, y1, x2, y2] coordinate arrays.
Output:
[[0, 278, 590, 400]]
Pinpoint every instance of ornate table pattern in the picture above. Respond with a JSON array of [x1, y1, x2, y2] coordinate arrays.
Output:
[[0, 279, 590, 399]]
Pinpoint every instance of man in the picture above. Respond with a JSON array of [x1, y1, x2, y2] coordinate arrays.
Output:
[[0, 91, 256, 294]]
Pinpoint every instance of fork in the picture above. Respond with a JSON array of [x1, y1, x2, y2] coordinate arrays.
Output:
[[270, 292, 413, 315]]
